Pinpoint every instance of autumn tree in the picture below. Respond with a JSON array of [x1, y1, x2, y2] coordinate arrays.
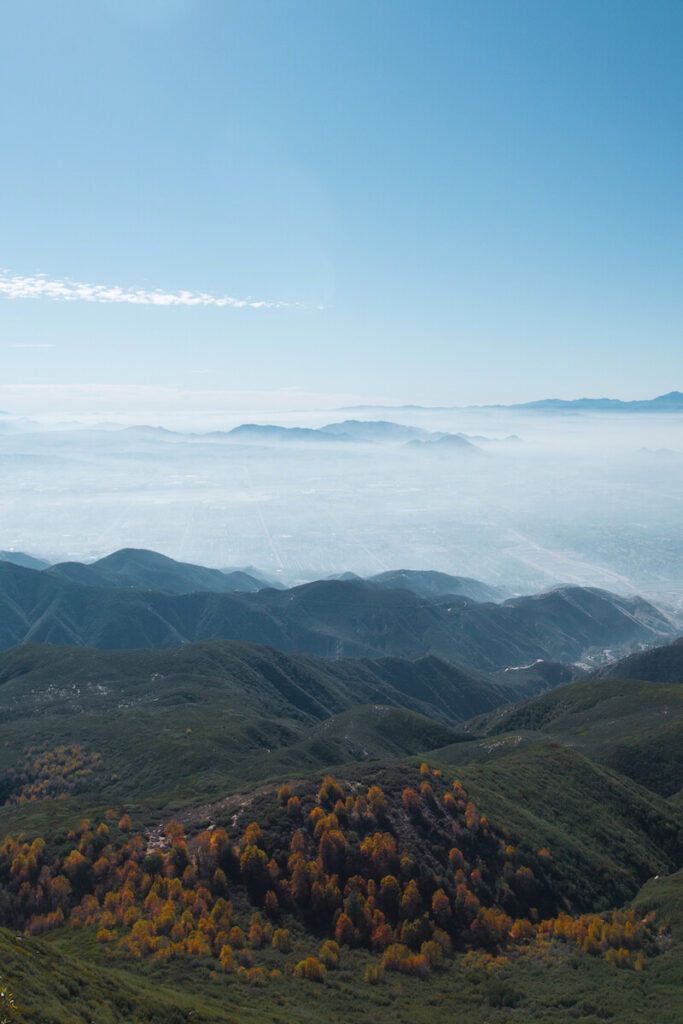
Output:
[[293, 956, 326, 982], [318, 776, 344, 808], [320, 939, 340, 968], [400, 880, 421, 920], [402, 788, 419, 817], [431, 888, 451, 926], [277, 784, 291, 806], [367, 785, 388, 820]]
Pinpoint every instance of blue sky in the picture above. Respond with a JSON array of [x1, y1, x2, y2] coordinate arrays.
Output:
[[1, 0, 683, 413]]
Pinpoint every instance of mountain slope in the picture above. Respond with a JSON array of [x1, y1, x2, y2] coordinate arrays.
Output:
[[236, 579, 674, 667], [405, 433, 479, 452], [343, 390, 683, 413], [0, 639, 537, 731]]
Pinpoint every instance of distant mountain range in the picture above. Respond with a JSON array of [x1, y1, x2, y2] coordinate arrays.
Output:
[[0, 548, 508, 601], [0, 552, 676, 670], [343, 391, 683, 413], [210, 420, 481, 448], [0, 550, 50, 571], [0, 417, 486, 448], [509, 391, 683, 412]]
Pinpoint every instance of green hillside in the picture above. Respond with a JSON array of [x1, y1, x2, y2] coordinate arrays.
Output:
[[467, 676, 683, 796], [0, 640, 538, 836]]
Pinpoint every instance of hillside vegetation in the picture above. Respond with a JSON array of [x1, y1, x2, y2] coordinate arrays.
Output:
[[0, 750, 680, 1024], [0, 639, 551, 835]]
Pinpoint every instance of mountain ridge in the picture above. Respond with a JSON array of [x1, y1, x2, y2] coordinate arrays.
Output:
[[0, 560, 675, 670], [47, 547, 265, 595], [341, 390, 683, 413]]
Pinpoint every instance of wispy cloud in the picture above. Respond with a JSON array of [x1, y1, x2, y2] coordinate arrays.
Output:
[[0, 271, 317, 310]]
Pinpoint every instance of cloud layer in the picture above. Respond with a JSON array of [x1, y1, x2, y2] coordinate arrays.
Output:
[[0, 272, 303, 309], [0, 383, 362, 419]]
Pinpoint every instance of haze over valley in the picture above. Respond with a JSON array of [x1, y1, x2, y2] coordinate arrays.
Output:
[[2, 396, 682, 610]]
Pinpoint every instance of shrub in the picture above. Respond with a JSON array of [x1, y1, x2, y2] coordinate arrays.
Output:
[[485, 977, 519, 1008], [364, 963, 385, 984], [272, 928, 292, 953], [293, 956, 326, 982], [381, 943, 429, 978], [320, 939, 340, 968], [420, 939, 443, 969]]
